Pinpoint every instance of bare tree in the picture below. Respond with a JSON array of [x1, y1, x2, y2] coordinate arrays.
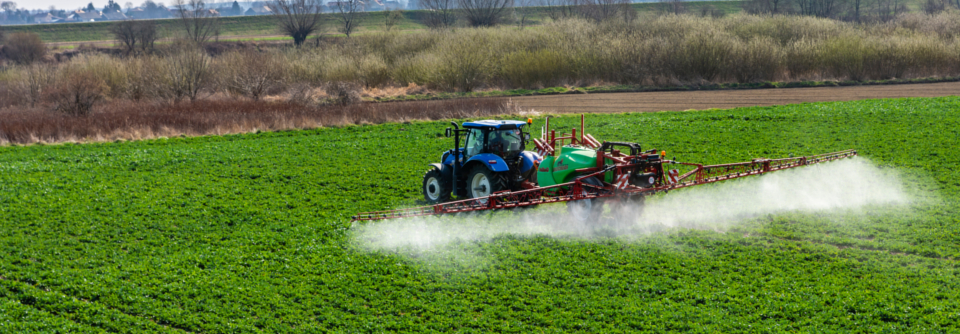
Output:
[[50, 73, 108, 116], [165, 46, 210, 102], [20, 64, 53, 107], [419, 0, 457, 28], [581, 0, 633, 22], [333, 0, 364, 37], [268, 0, 324, 47], [513, 0, 534, 29], [175, 0, 221, 44], [3, 32, 46, 64], [111, 20, 140, 54], [659, 0, 685, 15], [218, 50, 284, 100], [111, 20, 159, 55], [850, 0, 863, 21], [795, 0, 839, 17], [136, 20, 159, 51], [874, 0, 907, 21], [459, 0, 513, 27], [743, 0, 789, 14], [923, 0, 945, 14], [541, 0, 578, 21], [384, 8, 403, 31]]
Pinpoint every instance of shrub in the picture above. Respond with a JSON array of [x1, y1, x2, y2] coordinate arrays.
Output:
[[6, 12, 960, 106], [672, 31, 734, 82], [434, 32, 492, 91], [285, 83, 316, 104], [699, 5, 726, 18], [784, 39, 825, 80], [391, 54, 439, 87], [15, 64, 57, 107], [324, 81, 361, 106], [161, 44, 210, 102], [2, 32, 47, 64], [214, 50, 285, 100], [49, 72, 109, 116], [111, 20, 160, 55], [498, 49, 568, 88], [729, 36, 783, 83], [822, 35, 866, 80], [923, 0, 945, 14]]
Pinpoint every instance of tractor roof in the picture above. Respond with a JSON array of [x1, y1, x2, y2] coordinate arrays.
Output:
[[462, 120, 528, 129]]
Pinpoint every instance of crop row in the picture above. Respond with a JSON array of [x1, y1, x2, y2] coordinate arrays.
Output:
[[0, 96, 959, 331]]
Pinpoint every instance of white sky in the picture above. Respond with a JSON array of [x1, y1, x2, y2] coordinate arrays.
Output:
[[16, 0, 143, 11], [14, 0, 238, 11]]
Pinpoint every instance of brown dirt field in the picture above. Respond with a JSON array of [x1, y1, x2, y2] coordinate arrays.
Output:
[[46, 34, 290, 48], [512, 81, 960, 113]]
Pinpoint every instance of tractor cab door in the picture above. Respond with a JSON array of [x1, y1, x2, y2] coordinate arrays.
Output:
[[463, 128, 486, 160]]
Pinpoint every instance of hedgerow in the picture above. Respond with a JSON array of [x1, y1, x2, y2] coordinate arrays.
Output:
[[5, 13, 960, 109]]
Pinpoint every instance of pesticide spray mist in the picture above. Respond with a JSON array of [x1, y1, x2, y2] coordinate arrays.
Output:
[[353, 157, 909, 252]]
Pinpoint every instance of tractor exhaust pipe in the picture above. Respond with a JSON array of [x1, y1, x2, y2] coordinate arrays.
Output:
[[450, 122, 460, 197]]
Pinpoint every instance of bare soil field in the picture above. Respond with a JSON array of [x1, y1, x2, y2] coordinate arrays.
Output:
[[513, 81, 960, 113]]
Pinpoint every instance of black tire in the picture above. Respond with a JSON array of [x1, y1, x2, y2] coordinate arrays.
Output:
[[467, 165, 507, 199], [423, 168, 451, 203], [567, 176, 604, 223]]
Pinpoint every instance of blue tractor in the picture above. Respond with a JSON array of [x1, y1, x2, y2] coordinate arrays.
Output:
[[423, 120, 543, 203]]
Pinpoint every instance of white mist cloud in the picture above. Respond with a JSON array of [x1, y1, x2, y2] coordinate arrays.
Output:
[[353, 157, 908, 252]]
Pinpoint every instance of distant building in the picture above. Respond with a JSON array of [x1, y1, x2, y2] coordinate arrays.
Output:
[[217, 1, 245, 16], [383, 0, 402, 10], [327, 1, 366, 11], [367, 0, 385, 11], [126, 5, 173, 19], [66, 10, 104, 22], [244, 5, 272, 15], [99, 11, 128, 21], [33, 12, 64, 23]]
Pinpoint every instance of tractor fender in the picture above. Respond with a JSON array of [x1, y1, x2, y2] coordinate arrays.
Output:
[[519, 151, 543, 173], [441, 149, 465, 166], [427, 163, 452, 181], [465, 153, 510, 172]]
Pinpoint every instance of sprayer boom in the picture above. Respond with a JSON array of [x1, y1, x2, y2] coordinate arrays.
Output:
[[352, 115, 857, 222], [353, 149, 857, 221]]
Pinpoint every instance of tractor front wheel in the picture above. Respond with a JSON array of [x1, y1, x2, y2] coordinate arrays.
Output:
[[423, 168, 451, 203], [467, 165, 506, 203]]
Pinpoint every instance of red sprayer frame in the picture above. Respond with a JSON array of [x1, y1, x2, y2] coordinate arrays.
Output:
[[352, 116, 858, 222]]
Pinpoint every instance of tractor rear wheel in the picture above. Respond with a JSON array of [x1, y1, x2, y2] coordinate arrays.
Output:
[[423, 168, 451, 203], [467, 165, 507, 203]]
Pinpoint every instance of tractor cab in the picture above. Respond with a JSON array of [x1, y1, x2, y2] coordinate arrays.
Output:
[[422, 119, 542, 203], [460, 120, 530, 160]]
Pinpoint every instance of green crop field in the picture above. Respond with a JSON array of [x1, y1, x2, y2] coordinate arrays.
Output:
[[6, 1, 742, 44], [1, 96, 960, 332]]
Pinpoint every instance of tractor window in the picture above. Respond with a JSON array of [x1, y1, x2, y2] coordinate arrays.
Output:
[[464, 128, 485, 158], [488, 129, 524, 155]]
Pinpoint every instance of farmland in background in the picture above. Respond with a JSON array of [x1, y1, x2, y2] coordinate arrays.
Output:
[[3, 1, 744, 44], [1, 96, 958, 331], [7, 13, 960, 118]]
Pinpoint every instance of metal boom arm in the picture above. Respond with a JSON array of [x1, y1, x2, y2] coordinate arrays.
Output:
[[352, 149, 857, 222]]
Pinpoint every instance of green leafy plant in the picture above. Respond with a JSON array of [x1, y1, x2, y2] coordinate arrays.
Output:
[[1, 96, 959, 332]]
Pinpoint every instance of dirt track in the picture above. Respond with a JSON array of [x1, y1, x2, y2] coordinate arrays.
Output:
[[512, 81, 960, 113]]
